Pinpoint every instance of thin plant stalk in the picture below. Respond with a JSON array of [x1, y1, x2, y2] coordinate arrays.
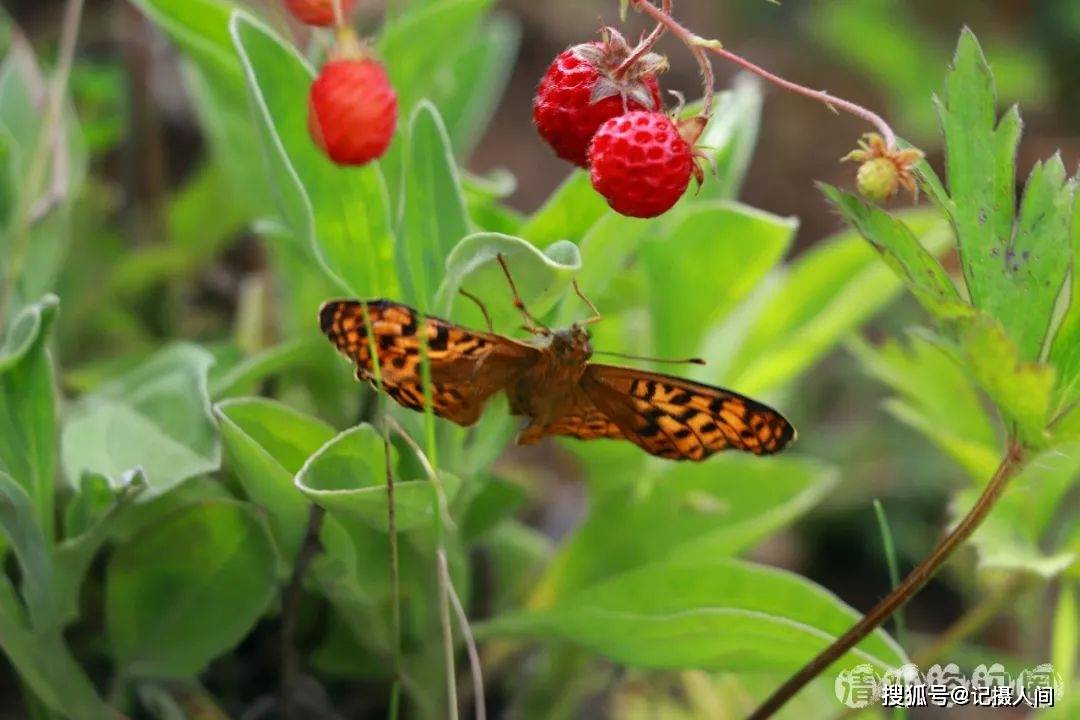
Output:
[[439, 550, 486, 720], [749, 439, 1026, 719], [872, 500, 906, 646], [387, 416, 458, 720]]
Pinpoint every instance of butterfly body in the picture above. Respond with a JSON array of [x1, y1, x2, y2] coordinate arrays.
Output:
[[320, 298, 795, 461]]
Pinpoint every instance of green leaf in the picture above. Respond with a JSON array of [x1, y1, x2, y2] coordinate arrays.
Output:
[[954, 444, 1080, 578], [295, 424, 458, 532], [720, 211, 952, 395], [1052, 581, 1078, 686], [481, 558, 908, 674], [642, 201, 797, 359], [61, 344, 220, 496], [937, 29, 1073, 360], [849, 329, 1000, 481], [433, 13, 520, 157], [106, 499, 277, 677], [215, 398, 335, 564], [49, 472, 146, 631], [1049, 187, 1080, 411], [64, 471, 118, 539], [0, 472, 53, 628], [823, 185, 970, 319], [397, 101, 469, 310], [519, 171, 609, 249], [130, 0, 270, 220], [377, 0, 494, 123], [531, 455, 837, 605], [959, 314, 1054, 445], [0, 295, 58, 538], [460, 478, 526, 541], [434, 232, 581, 334], [0, 574, 114, 719], [230, 11, 396, 298]]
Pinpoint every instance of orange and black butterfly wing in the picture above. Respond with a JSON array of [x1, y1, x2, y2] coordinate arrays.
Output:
[[320, 299, 539, 426], [574, 364, 796, 460], [515, 384, 626, 445]]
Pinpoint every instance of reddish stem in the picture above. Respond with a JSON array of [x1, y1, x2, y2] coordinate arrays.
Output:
[[615, 0, 671, 78], [628, 0, 897, 147]]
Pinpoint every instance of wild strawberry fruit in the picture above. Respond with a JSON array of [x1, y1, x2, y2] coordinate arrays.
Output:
[[587, 110, 703, 219], [309, 57, 398, 166], [533, 28, 666, 167], [843, 132, 924, 202], [284, 0, 356, 27]]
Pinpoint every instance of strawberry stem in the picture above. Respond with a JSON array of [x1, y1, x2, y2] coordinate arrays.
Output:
[[614, 0, 671, 80], [626, 0, 898, 148]]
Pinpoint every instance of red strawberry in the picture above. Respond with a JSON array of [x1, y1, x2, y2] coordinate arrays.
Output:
[[587, 111, 703, 218], [284, 0, 356, 27], [533, 29, 666, 167], [309, 58, 398, 166]]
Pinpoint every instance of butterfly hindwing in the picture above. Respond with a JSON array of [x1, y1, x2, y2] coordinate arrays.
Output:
[[320, 299, 538, 425], [577, 364, 796, 460]]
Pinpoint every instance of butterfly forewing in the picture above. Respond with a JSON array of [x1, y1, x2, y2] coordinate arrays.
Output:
[[320, 299, 538, 425], [578, 364, 796, 460]]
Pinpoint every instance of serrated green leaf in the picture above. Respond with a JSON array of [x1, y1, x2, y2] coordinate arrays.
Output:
[[1050, 185, 1080, 412], [959, 314, 1054, 445], [938, 29, 1073, 360], [481, 558, 907, 674], [823, 185, 970, 319], [954, 444, 1080, 578], [849, 330, 999, 481]]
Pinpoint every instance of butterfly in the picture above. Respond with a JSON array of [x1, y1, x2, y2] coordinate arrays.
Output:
[[319, 257, 795, 461]]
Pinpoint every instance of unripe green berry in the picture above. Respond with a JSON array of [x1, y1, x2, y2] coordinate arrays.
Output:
[[856, 157, 900, 201]]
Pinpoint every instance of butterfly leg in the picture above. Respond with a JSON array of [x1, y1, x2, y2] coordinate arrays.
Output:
[[497, 253, 549, 335], [573, 279, 602, 326], [459, 288, 494, 332]]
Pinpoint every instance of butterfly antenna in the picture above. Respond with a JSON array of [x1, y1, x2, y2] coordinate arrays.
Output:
[[594, 350, 707, 366], [573, 279, 602, 326], [459, 288, 494, 332], [497, 253, 549, 335]]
